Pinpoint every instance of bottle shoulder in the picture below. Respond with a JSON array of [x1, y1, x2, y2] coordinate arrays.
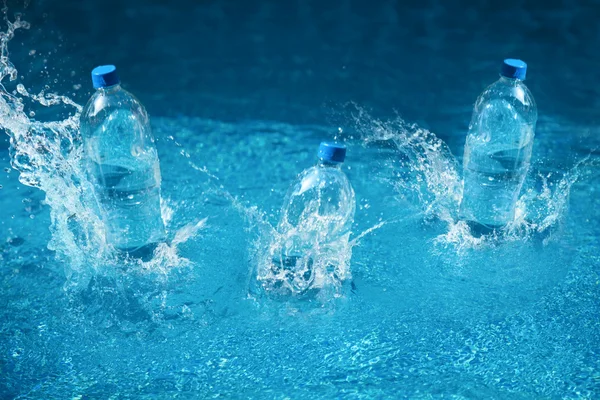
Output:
[[290, 165, 353, 196], [280, 164, 356, 231], [474, 78, 537, 119], [81, 87, 149, 127]]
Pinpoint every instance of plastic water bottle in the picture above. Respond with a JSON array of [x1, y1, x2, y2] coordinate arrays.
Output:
[[266, 142, 355, 295], [459, 59, 537, 233], [80, 65, 165, 257]]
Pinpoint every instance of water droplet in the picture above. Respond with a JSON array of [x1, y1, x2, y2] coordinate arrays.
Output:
[[29, 214, 35, 219], [16, 84, 27, 95], [73, 84, 81, 90], [28, 49, 36, 56], [127, 194, 134, 200], [4, 168, 10, 173], [131, 145, 145, 157], [29, 111, 35, 117]]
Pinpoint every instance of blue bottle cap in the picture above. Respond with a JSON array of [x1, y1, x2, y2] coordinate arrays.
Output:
[[91, 65, 120, 89], [318, 142, 346, 163], [501, 59, 527, 80]]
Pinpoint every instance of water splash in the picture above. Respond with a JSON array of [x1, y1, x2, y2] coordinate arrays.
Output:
[[344, 104, 588, 250], [246, 210, 353, 303], [223, 172, 385, 304], [347, 104, 462, 223], [0, 11, 201, 288]]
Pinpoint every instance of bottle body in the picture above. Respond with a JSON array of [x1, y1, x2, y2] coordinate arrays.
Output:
[[459, 76, 537, 230], [80, 84, 165, 254], [267, 161, 355, 295]]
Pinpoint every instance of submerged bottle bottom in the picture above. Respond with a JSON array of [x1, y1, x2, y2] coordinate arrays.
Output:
[[95, 184, 166, 257], [264, 247, 350, 297], [460, 165, 527, 228], [116, 241, 163, 262], [463, 220, 505, 237], [270, 254, 316, 295]]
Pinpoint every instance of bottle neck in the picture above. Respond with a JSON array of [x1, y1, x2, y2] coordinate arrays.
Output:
[[318, 159, 342, 169], [499, 75, 522, 85], [97, 83, 122, 94]]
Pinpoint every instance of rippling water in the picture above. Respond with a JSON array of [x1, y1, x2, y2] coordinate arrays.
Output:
[[1, 0, 600, 398]]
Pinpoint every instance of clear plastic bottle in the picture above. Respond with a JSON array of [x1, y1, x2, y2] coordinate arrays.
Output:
[[80, 65, 165, 258], [459, 59, 537, 233], [267, 142, 355, 295]]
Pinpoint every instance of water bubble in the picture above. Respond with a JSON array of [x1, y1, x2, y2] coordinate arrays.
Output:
[[73, 84, 81, 90], [4, 168, 11, 173], [28, 49, 35, 56], [0, 185, 3, 189], [29, 111, 35, 117], [16, 84, 27, 96], [29, 214, 35, 219]]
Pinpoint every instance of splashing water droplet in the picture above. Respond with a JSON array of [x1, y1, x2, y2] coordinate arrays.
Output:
[[16, 84, 27, 96]]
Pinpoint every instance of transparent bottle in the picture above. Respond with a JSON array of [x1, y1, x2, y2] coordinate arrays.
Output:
[[266, 142, 356, 295], [459, 59, 537, 233], [80, 65, 165, 258]]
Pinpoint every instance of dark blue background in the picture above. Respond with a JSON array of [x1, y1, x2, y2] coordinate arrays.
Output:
[[4, 0, 600, 146]]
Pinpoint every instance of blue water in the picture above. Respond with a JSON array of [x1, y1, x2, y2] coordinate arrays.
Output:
[[1, 0, 600, 398]]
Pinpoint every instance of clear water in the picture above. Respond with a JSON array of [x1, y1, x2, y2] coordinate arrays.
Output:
[[1, 1, 600, 398]]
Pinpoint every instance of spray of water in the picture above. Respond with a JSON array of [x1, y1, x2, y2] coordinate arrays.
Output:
[[0, 11, 202, 288], [344, 104, 589, 251], [222, 164, 388, 304]]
